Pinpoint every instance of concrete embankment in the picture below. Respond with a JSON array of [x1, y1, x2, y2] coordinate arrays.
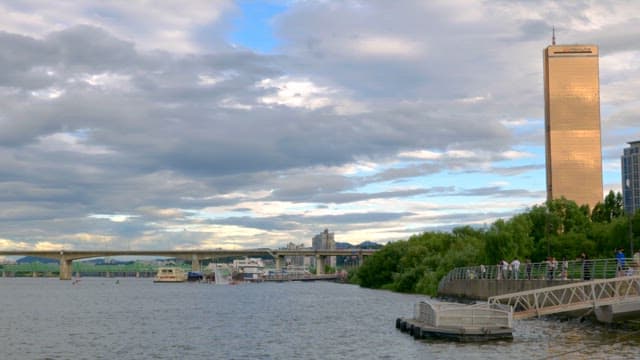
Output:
[[438, 279, 576, 300]]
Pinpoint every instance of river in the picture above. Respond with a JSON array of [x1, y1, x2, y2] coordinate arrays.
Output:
[[0, 278, 638, 359]]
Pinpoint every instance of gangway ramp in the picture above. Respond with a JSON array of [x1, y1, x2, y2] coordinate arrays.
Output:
[[488, 275, 640, 320]]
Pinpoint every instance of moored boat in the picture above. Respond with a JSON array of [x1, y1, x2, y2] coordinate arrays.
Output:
[[154, 267, 187, 283]]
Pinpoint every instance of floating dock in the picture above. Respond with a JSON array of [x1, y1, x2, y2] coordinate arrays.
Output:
[[396, 300, 513, 341]]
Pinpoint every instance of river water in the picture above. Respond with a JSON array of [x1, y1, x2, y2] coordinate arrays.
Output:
[[0, 278, 639, 359]]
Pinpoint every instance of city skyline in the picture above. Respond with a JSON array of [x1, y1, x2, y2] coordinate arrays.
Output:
[[0, 1, 639, 253]]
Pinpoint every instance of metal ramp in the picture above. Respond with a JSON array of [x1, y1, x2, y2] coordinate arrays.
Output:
[[488, 275, 640, 320]]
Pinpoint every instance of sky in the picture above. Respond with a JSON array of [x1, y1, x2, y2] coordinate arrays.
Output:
[[0, 0, 639, 252]]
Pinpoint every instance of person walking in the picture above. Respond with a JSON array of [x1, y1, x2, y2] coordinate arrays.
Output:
[[616, 248, 626, 277], [500, 259, 509, 280], [525, 259, 532, 280], [510, 258, 521, 280], [561, 256, 569, 280]]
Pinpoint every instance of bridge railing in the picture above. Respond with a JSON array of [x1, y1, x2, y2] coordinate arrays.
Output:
[[488, 275, 640, 320], [0, 262, 167, 276], [438, 258, 637, 293]]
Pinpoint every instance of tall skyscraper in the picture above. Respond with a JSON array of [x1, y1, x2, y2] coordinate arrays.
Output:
[[543, 44, 603, 208], [622, 141, 640, 215]]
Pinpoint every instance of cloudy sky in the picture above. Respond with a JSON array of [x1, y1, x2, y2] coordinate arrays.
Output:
[[0, 0, 639, 251]]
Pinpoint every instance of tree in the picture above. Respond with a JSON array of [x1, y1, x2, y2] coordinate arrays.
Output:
[[592, 190, 624, 222], [354, 240, 408, 289], [483, 214, 533, 264]]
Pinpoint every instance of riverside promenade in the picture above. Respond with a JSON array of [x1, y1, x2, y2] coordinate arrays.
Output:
[[434, 258, 640, 325], [438, 258, 634, 300]]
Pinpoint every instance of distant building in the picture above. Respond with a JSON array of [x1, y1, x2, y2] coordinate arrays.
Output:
[[285, 242, 307, 267], [543, 43, 603, 208], [312, 229, 336, 268], [622, 141, 640, 215]]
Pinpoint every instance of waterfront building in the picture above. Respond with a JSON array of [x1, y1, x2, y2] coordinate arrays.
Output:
[[622, 141, 640, 215], [312, 229, 336, 268], [232, 257, 265, 281], [543, 42, 603, 208]]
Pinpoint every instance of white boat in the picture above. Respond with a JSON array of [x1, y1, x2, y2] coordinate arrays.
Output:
[[232, 257, 265, 282], [154, 267, 187, 283]]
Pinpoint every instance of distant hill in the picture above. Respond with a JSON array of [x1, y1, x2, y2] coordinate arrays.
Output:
[[17, 256, 59, 264], [336, 241, 382, 249]]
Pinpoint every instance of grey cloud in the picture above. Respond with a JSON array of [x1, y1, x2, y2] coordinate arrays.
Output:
[[457, 186, 544, 198], [0, 1, 636, 249]]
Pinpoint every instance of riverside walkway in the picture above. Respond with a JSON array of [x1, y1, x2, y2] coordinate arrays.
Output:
[[438, 258, 640, 323], [488, 275, 640, 321]]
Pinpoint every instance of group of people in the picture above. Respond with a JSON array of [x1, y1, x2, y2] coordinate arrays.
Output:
[[494, 258, 532, 280], [475, 249, 640, 281], [543, 256, 571, 280], [615, 248, 640, 277], [486, 254, 588, 281]]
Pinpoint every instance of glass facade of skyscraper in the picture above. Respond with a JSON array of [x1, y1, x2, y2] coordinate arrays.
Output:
[[622, 141, 640, 215], [543, 45, 603, 209]]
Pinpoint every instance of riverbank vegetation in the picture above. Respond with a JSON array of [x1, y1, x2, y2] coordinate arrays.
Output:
[[350, 191, 640, 295]]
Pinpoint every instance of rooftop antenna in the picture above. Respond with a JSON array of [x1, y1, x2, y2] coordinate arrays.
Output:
[[552, 26, 556, 45]]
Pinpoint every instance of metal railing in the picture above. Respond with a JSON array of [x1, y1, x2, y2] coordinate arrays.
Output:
[[438, 258, 638, 293], [488, 275, 640, 320], [414, 300, 512, 328], [0, 262, 166, 276]]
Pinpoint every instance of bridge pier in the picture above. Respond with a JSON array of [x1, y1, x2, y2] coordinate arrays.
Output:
[[191, 254, 201, 272], [59, 258, 73, 280], [316, 255, 325, 275], [275, 256, 283, 271]]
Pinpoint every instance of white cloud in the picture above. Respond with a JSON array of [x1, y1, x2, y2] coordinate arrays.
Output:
[[256, 76, 367, 114], [398, 150, 442, 160], [257, 77, 333, 110], [36, 132, 113, 155], [31, 87, 65, 99], [352, 35, 423, 58], [81, 72, 132, 89], [0, 1, 234, 53], [500, 150, 533, 160], [89, 214, 137, 223], [457, 94, 491, 104]]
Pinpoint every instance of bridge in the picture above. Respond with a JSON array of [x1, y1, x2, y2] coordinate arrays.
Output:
[[0, 248, 376, 280], [488, 275, 640, 322], [438, 258, 640, 323]]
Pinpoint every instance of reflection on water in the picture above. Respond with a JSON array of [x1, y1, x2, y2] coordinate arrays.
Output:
[[0, 278, 639, 359]]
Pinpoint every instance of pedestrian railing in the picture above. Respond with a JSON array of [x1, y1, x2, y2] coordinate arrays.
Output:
[[488, 275, 640, 320], [438, 258, 637, 293]]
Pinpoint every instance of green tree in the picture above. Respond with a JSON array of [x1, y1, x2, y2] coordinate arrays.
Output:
[[592, 190, 624, 222], [354, 240, 408, 289]]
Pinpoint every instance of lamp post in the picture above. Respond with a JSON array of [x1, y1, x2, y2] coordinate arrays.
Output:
[[627, 179, 634, 255]]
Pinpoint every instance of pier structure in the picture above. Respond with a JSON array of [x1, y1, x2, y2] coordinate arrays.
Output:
[[438, 258, 640, 324]]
